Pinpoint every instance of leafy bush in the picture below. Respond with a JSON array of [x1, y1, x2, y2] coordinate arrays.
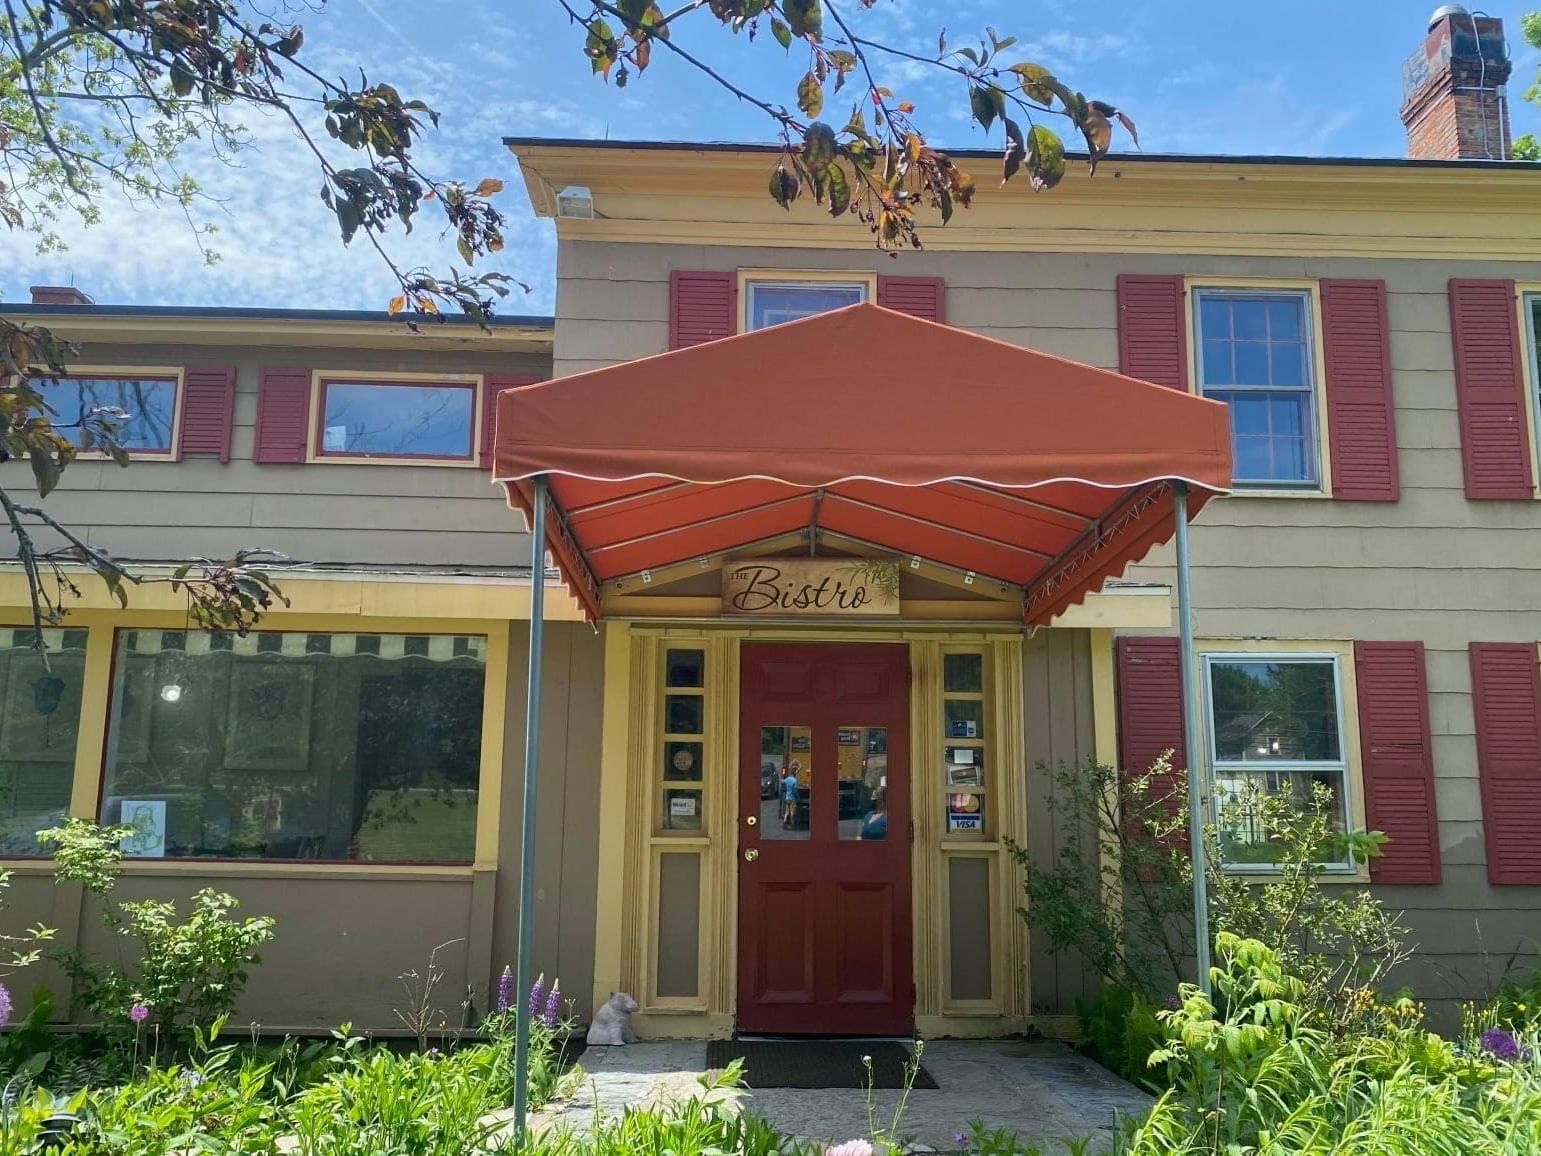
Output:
[[1075, 986, 1164, 1090], [1014, 756, 1409, 1036], [40, 819, 275, 1035]]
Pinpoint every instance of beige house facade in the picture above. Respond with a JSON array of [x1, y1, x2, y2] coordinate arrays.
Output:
[[3, 10, 1541, 1035]]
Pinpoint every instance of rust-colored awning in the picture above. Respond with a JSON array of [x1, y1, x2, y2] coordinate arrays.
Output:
[[495, 303, 1231, 623]]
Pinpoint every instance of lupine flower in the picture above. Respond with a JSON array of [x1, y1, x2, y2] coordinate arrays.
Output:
[[954, 1131, 968, 1146], [495, 966, 514, 1015], [528, 973, 546, 1019], [0, 983, 12, 1028], [545, 980, 562, 1029], [1164, 993, 1183, 1011], [825, 1142, 875, 1156], [1481, 1026, 1529, 1062], [130, 1003, 150, 1025]]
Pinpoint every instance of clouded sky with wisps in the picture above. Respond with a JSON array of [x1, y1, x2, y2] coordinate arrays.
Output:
[[3, 0, 1537, 315]]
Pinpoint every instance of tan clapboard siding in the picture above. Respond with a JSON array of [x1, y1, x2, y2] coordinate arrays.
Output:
[[552, 239, 1541, 1015], [1022, 628, 1101, 1016], [11, 342, 550, 569]]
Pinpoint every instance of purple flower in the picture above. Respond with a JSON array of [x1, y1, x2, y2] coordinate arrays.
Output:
[[953, 1131, 968, 1146], [1164, 993, 1183, 1011], [129, 1002, 150, 1025], [1481, 1027, 1529, 1063], [0, 983, 12, 1029], [544, 980, 561, 1029], [495, 966, 514, 1015], [528, 973, 546, 1019]]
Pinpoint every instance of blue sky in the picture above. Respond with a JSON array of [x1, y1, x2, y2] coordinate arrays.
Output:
[[2, 0, 1537, 314]]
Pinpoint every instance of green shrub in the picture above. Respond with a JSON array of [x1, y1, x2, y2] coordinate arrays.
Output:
[[40, 819, 276, 1035], [1075, 986, 1165, 1090]]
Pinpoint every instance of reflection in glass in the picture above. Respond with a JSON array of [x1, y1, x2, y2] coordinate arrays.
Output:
[[1207, 659, 1339, 762], [747, 283, 866, 330], [666, 649, 704, 688], [47, 377, 178, 452], [943, 653, 983, 694], [662, 788, 702, 831], [320, 381, 476, 459], [1214, 770, 1346, 866], [759, 725, 811, 841], [664, 740, 703, 782], [945, 745, 984, 787], [838, 726, 888, 841], [0, 627, 87, 854], [944, 699, 984, 740], [665, 695, 703, 735], [946, 791, 985, 836]]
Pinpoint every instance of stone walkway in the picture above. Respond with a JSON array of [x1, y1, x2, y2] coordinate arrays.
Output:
[[529, 1038, 1151, 1152]]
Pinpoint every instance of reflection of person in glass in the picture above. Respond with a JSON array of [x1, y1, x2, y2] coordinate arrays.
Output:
[[780, 759, 801, 828], [858, 786, 887, 841]]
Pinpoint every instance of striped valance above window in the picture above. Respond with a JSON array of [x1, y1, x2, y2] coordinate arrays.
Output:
[[117, 629, 488, 663], [2, 628, 88, 652]]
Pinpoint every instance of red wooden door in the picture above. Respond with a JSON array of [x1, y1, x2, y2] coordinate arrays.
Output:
[[737, 643, 913, 1035]]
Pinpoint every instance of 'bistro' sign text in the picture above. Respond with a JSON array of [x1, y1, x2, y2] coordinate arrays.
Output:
[[721, 558, 900, 617]]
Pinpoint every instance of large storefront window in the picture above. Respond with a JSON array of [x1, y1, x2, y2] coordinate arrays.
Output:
[[0, 628, 87, 855], [100, 629, 487, 862]]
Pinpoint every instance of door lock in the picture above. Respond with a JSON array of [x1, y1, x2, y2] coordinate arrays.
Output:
[[745, 815, 758, 826], [743, 848, 759, 862]]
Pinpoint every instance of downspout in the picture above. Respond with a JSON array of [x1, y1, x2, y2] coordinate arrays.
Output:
[[1172, 481, 1212, 998]]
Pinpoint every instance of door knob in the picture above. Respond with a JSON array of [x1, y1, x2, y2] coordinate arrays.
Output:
[[743, 848, 759, 862], [745, 815, 758, 827]]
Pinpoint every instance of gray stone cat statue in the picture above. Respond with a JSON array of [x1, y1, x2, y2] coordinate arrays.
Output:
[[585, 991, 639, 1045]]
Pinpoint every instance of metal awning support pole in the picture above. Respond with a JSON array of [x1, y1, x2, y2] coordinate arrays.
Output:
[[1172, 480, 1212, 999], [512, 475, 549, 1147]]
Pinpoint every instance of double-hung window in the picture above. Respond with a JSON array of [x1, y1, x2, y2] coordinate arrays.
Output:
[[744, 278, 869, 331], [316, 377, 478, 461], [44, 374, 179, 455], [1202, 652, 1352, 869], [1194, 289, 1321, 489]]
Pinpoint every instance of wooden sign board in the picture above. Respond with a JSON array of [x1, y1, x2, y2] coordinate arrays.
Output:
[[721, 558, 900, 617]]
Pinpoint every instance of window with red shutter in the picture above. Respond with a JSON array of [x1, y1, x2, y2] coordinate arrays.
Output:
[[253, 367, 311, 464], [1354, 642, 1439, 884], [177, 364, 237, 463], [1449, 280, 1535, 500], [1321, 281, 1399, 502], [479, 373, 542, 469], [1470, 642, 1541, 885], [1115, 636, 1188, 835], [670, 271, 736, 347]]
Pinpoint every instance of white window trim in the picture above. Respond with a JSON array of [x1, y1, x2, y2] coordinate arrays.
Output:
[[1200, 649, 1357, 874], [737, 268, 877, 333], [1191, 286, 1325, 493]]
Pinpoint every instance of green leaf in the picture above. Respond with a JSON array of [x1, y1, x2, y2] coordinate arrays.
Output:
[[802, 120, 837, 169], [768, 164, 799, 209], [1027, 124, 1066, 189], [770, 16, 792, 49], [969, 85, 1002, 132], [781, 0, 821, 40], [797, 70, 823, 118], [335, 199, 362, 244], [825, 162, 850, 215], [1008, 62, 1057, 105], [1002, 116, 1024, 184], [27, 447, 58, 498]]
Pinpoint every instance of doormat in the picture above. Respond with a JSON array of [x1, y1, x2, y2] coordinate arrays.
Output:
[[704, 1039, 938, 1090]]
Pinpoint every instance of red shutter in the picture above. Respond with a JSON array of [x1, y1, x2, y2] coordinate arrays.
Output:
[[1321, 280, 1399, 502], [479, 372, 542, 469], [177, 364, 236, 463], [1116, 274, 1188, 390], [670, 271, 736, 348], [253, 367, 311, 464], [1115, 636, 1188, 833], [1470, 642, 1541, 885], [1354, 642, 1440, 884], [877, 275, 945, 322], [1449, 280, 1535, 499]]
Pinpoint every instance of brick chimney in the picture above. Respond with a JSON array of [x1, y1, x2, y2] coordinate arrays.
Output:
[[29, 285, 94, 306], [1401, 6, 1511, 160]]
